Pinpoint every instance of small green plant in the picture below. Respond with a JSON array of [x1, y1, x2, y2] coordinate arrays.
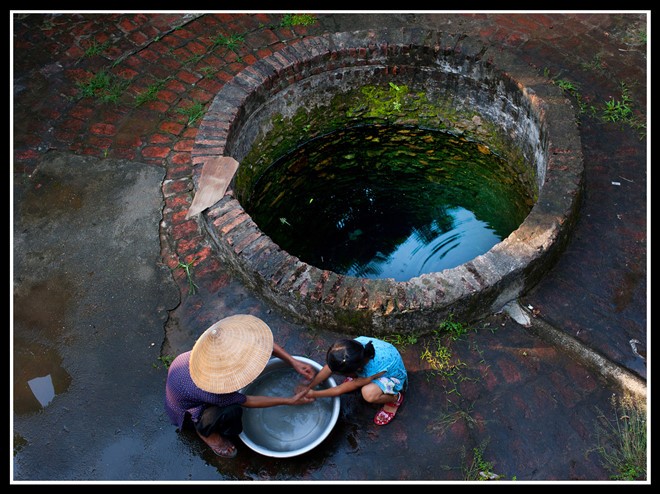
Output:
[[554, 76, 646, 139], [182, 53, 205, 66], [420, 331, 465, 382], [76, 70, 129, 104], [428, 400, 479, 436], [383, 332, 418, 350], [591, 393, 646, 481], [83, 39, 111, 58], [621, 24, 647, 46], [421, 343, 452, 371], [177, 258, 199, 295], [462, 442, 507, 480], [280, 13, 318, 27], [601, 82, 646, 139], [555, 78, 579, 93], [198, 66, 218, 79], [438, 313, 470, 340], [134, 77, 171, 107], [636, 29, 647, 44], [419, 316, 470, 378], [154, 354, 175, 369], [389, 82, 404, 111], [176, 100, 205, 127], [602, 83, 634, 123], [554, 77, 597, 118], [210, 32, 245, 60], [581, 53, 607, 72]]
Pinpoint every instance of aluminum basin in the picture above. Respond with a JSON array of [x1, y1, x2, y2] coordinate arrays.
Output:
[[239, 356, 340, 457]]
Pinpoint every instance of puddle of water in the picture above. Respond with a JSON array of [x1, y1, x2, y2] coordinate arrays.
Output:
[[19, 172, 85, 222], [13, 273, 76, 414], [247, 125, 533, 281], [13, 274, 74, 337], [27, 375, 55, 407], [13, 337, 71, 414]]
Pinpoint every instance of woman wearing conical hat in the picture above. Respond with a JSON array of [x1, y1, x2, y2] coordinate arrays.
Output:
[[164, 314, 315, 458]]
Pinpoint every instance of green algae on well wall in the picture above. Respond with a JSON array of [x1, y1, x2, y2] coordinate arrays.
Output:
[[236, 83, 538, 203]]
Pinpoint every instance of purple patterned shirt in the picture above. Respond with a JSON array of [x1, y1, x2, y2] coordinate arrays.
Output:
[[164, 351, 247, 429]]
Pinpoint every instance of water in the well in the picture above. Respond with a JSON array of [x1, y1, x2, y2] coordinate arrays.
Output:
[[241, 367, 335, 453], [247, 125, 534, 282]]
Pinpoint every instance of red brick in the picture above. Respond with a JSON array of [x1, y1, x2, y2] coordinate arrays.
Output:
[[196, 78, 222, 94], [498, 359, 522, 383], [183, 128, 198, 139], [88, 136, 112, 148], [256, 47, 275, 59], [141, 146, 171, 158], [165, 193, 191, 210], [189, 88, 213, 104], [110, 148, 137, 160], [144, 100, 170, 113], [149, 133, 172, 144], [89, 123, 116, 136], [241, 53, 257, 65], [176, 235, 206, 254], [172, 220, 200, 240], [137, 48, 160, 63], [160, 121, 185, 135], [157, 89, 179, 104], [173, 140, 194, 152], [176, 70, 202, 85], [118, 18, 139, 33], [65, 45, 87, 61], [194, 245, 215, 264], [58, 118, 86, 132], [14, 149, 42, 161], [186, 40, 208, 55], [68, 105, 94, 120], [163, 178, 192, 196], [172, 47, 191, 60], [165, 79, 187, 94], [128, 31, 150, 47]]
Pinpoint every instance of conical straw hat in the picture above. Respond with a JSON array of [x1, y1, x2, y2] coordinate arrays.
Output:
[[189, 314, 274, 393]]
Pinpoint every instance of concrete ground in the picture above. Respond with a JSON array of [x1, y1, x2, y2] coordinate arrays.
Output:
[[11, 11, 648, 484]]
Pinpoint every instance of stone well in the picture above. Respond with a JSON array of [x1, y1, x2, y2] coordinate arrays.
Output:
[[190, 29, 583, 336]]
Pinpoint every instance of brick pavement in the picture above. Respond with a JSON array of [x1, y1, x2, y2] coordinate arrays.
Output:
[[12, 12, 648, 482]]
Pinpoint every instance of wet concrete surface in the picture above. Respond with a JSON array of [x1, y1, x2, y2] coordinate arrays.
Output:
[[11, 12, 648, 483]]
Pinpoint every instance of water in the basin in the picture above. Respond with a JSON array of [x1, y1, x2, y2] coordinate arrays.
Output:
[[247, 125, 534, 281], [242, 367, 335, 452]]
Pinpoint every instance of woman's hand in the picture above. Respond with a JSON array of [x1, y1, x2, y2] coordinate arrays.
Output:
[[271, 343, 317, 380], [291, 359, 316, 381], [289, 388, 315, 406]]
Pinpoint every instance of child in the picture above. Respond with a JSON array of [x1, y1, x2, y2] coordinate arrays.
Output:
[[302, 336, 408, 426]]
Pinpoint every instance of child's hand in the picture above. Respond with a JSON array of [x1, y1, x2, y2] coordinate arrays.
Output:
[[294, 382, 310, 394], [289, 388, 315, 405]]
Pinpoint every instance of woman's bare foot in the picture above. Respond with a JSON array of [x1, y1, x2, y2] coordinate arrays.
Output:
[[196, 431, 237, 458]]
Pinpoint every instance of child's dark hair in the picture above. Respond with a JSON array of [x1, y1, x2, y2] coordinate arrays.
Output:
[[326, 339, 375, 374]]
